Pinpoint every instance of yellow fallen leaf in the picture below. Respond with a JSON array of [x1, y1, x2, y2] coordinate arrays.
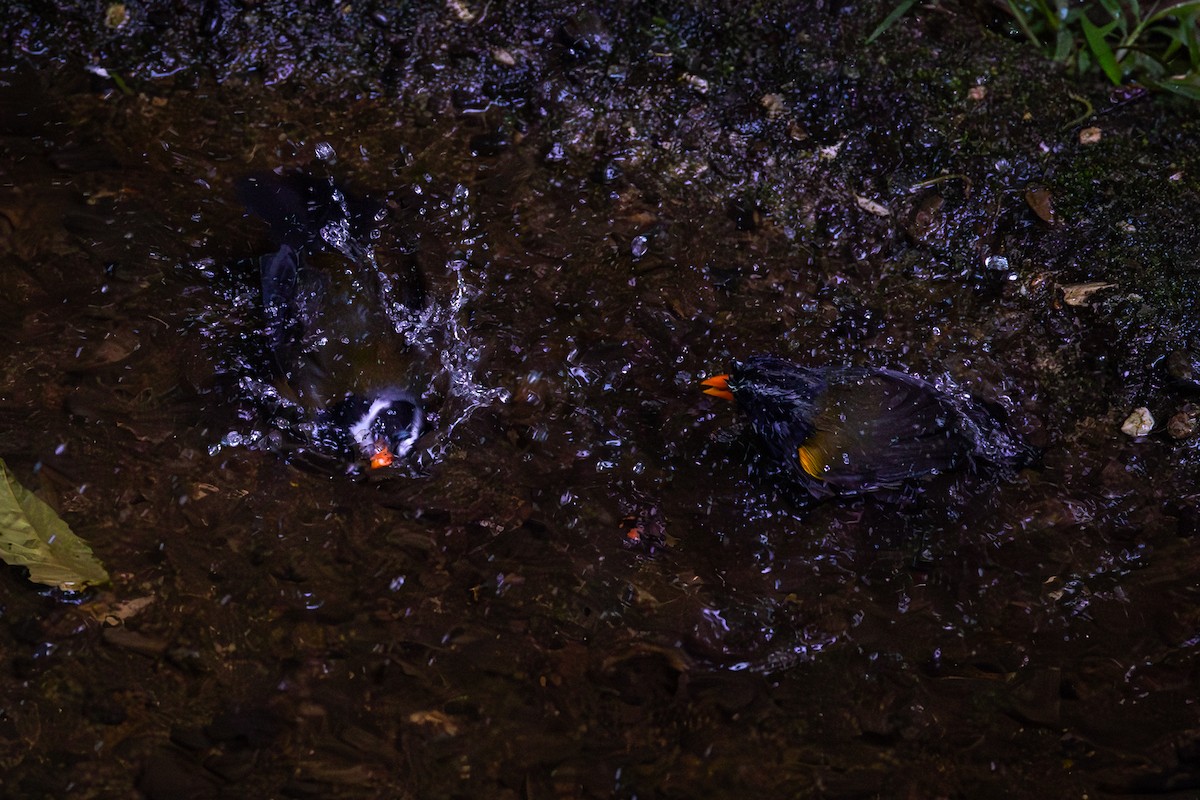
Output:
[[0, 458, 109, 591]]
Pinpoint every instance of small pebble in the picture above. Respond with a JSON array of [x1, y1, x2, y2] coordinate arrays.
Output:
[[682, 73, 709, 93], [1168, 405, 1199, 440], [760, 93, 785, 118], [1121, 407, 1154, 437], [105, 3, 128, 29]]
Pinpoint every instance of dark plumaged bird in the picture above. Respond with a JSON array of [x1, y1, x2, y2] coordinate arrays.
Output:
[[237, 170, 427, 469], [702, 355, 1028, 497]]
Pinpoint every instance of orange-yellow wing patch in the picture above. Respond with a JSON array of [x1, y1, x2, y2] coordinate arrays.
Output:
[[798, 440, 826, 478]]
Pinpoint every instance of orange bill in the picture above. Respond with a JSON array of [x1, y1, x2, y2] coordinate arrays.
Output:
[[701, 374, 734, 402], [369, 443, 394, 470]]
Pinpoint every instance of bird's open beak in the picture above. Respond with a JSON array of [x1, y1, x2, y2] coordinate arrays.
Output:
[[369, 440, 394, 469], [701, 374, 734, 402]]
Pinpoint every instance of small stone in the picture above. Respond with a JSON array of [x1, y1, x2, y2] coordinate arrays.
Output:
[[105, 3, 128, 30], [818, 140, 844, 160], [1079, 126, 1102, 144], [760, 93, 785, 119], [492, 48, 516, 67], [1121, 407, 1154, 437], [682, 73, 709, 93], [446, 0, 474, 22], [1168, 405, 1199, 440]]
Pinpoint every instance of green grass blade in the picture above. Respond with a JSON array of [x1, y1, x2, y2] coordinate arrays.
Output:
[[1098, 0, 1124, 23], [1054, 26, 1076, 61], [1156, 76, 1200, 99], [1081, 15, 1124, 83], [1190, 25, 1200, 69], [1030, 0, 1058, 26], [866, 0, 917, 45], [1005, 1, 1045, 47], [1147, 1, 1200, 24]]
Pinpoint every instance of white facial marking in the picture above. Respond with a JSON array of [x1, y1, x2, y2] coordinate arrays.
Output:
[[350, 398, 393, 451], [349, 398, 423, 459], [391, 405, 422, 458]]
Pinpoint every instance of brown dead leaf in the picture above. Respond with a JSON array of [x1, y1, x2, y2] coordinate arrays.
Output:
[[79, 593, 156, 625], [408, 710, 460, 736], [1061, 282, 1115, 306], [854, 194, 890, 217], [1025, 185, 1056, 224]]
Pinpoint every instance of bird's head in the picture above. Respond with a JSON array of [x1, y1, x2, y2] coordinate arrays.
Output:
[[701, 357, 824, 430], [345, 394, 423, 469]]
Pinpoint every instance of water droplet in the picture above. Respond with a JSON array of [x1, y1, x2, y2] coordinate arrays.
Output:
[[631, 235, 648, 259], [314, 141, 336, 161]]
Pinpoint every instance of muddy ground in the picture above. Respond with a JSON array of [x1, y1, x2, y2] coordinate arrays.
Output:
[[2, 2, 1200, 797]]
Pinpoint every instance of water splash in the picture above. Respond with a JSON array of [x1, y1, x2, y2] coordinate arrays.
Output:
[[195, 169, 506, 473]]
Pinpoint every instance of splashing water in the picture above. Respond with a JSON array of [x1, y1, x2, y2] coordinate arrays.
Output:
[[194, 166, 506, 473], [388, 181, 509, 465]]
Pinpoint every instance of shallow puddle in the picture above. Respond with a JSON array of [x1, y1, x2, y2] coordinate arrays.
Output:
[[2, 10, 1200, 796]]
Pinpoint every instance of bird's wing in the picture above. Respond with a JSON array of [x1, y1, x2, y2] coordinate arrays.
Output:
[[798, 371, 966, 490]]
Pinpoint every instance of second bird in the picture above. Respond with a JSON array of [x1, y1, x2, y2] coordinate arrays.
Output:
[[702, 355, 1029, 498]]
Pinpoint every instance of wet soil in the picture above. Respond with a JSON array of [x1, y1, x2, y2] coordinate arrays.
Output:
[[3, 2, 1200, 798]]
